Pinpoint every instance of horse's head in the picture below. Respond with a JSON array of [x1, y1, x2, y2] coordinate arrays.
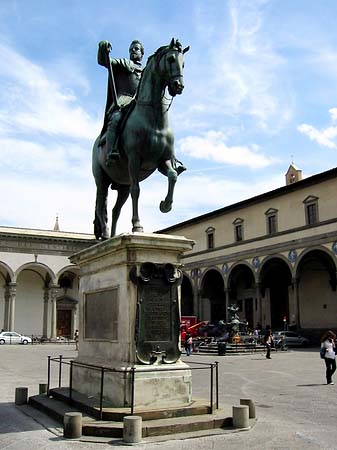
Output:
[[156, 38, 190, 97]]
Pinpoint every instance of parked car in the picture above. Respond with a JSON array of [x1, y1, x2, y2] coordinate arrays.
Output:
[[273, 331, 309, 348], [0, 331, 32, 345]]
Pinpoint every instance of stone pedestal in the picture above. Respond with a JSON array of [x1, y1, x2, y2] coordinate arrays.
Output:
[[70, 232, 194, 409]]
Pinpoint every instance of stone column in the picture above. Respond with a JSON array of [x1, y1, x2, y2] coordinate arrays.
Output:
[[8, 283, 17, 331], [255, 283, 262, 326], [4, 285, 10, 330], [43, 287, 50, 338], [292, 277, 300, 328], [224, 288, 230, 322], [192, 285, 198, 319], [50, 285, 58, 339]]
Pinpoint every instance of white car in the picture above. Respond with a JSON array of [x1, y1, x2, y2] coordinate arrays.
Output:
[[273, 331, 309, 348], [0, 331, 32, 345]]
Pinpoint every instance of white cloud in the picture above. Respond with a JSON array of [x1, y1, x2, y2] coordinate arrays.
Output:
[[298, 108, 337, 149], [185, 0, 292, 133], [178, 131, 276, 169], [0, 137, 91, 178], [0, 41, 100, 140], [329, 108, 337, 122]]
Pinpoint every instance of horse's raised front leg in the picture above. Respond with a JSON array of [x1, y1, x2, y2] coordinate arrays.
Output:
[[94, 178, 110, 240], [159, 159, 177, 213], [128, 155, 143, 233], [111, 185, 130, 237]]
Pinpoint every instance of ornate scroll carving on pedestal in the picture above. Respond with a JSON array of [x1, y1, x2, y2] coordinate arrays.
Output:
[[130, 262, 182, 365]]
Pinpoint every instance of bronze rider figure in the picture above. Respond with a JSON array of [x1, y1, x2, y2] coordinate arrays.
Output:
[[97, 39, 186, 174]]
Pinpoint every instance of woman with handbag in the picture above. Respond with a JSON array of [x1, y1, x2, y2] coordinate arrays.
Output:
[[321, 330, 336, 385]]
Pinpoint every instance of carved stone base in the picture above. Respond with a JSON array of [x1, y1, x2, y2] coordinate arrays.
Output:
[[70, 232, 194, 409], [72, 361, 192, 408]]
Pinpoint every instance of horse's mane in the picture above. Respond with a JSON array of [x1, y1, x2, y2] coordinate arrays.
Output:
[[134, 40, 183, 100]]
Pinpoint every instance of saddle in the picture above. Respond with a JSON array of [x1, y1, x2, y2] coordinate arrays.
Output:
[[98, 101, 136, 147]]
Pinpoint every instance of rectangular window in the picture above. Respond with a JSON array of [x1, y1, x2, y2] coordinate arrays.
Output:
[[235, 224, 243, 242], [306, 203, 318, 225], [207, 232, 214, 249], [267, 215, 277, 234]]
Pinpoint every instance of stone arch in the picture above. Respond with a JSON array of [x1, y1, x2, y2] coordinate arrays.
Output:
[[227, 262, 256, 328], [259, 256, 292, 330], [295, 248, 337, 330], [14, 262, 56, 336], [56, 264, 80, 281], [180, 272, 194, 317], [0, 261, 14, 283], [200, 268, 225, 322], [257, 254, 293, 280], [0, 261, 15, 329], [15, 262, 56, 284], [56, 265, 81, 338]]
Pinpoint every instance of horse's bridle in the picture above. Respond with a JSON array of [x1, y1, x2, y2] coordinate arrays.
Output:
[[135, 45, 184, 110]]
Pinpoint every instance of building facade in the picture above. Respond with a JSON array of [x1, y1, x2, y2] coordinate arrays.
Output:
[[158, 166, 337, 338], [0, 226, 95, 339], [2, 166, 337, 340]]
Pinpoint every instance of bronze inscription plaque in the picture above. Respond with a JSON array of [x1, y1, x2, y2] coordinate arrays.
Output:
[[142, 285, 172, 341]]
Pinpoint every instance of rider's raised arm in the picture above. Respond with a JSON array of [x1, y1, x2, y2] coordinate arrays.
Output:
[[97, 40, 112, 68]]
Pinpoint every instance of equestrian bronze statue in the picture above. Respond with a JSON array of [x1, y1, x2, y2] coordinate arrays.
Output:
[[92, 38, 189, 239]]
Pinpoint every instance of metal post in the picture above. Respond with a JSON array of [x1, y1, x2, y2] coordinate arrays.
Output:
[[215, 361, 219, 410], [47, 356, 51, 396], [69, 361, 73, 401], [99, 367, 105, 420], [130, 367, 135, 415], [210, 364, 214, 414], [59, 355, 63, 388]]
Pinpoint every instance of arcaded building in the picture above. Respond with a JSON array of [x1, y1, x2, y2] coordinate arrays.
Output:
[[0, 224, 95, 339], [2, 165, 337, 339], [158, 165, 337, 337]]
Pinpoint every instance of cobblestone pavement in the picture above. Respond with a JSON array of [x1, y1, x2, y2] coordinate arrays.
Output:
[[0, 344, 336, 450]]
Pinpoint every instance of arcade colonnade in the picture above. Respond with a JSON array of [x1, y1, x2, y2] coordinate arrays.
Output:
[[159, 166, 337, 336], [0, 227, 95, 339], [180, 246, 337, 332]]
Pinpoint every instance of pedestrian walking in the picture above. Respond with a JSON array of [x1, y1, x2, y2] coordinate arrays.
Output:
[[263, 328, 274, 359], [184, 332, 193, 356], [321, 330, 336, 385], [74, 329, 79, 351]]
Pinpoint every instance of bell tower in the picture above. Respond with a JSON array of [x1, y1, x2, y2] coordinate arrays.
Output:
[[285, 162, 302, 186]]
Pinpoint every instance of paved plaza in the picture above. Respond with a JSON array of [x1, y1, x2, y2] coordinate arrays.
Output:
[[0, 344, 337, 450]]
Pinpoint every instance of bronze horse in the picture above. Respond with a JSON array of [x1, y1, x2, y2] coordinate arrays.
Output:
[[92, 38, 189, 239]]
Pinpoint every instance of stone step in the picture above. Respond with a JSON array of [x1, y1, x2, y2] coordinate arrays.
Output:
[[83, 410, 232, 438], [29, 394, 95, 424], [196, 343, 266, 355], [29, 392, 234, 439], [50, 387, 212, 421]]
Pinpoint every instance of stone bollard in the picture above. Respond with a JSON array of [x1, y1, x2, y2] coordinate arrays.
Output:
[[240, 398, 256, 418], [15, 387, 28, 405], [123, 415, 142, 444], [63, 412, 82, 439], [39, 383, 48, 395], [232, 405, 249, 429]]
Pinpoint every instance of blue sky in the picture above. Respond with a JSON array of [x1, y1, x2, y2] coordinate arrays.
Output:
[[1, 0, 337, 235]]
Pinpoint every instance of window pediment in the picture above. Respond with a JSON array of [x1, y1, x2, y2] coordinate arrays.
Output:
[[233, 218, 244, 225], [205, 226, 215, 234], [303, 195, 318, 204], [265, 208, 278, 216]]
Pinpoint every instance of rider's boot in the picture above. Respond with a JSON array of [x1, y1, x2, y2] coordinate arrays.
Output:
[[106, 113, 121, 167]]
